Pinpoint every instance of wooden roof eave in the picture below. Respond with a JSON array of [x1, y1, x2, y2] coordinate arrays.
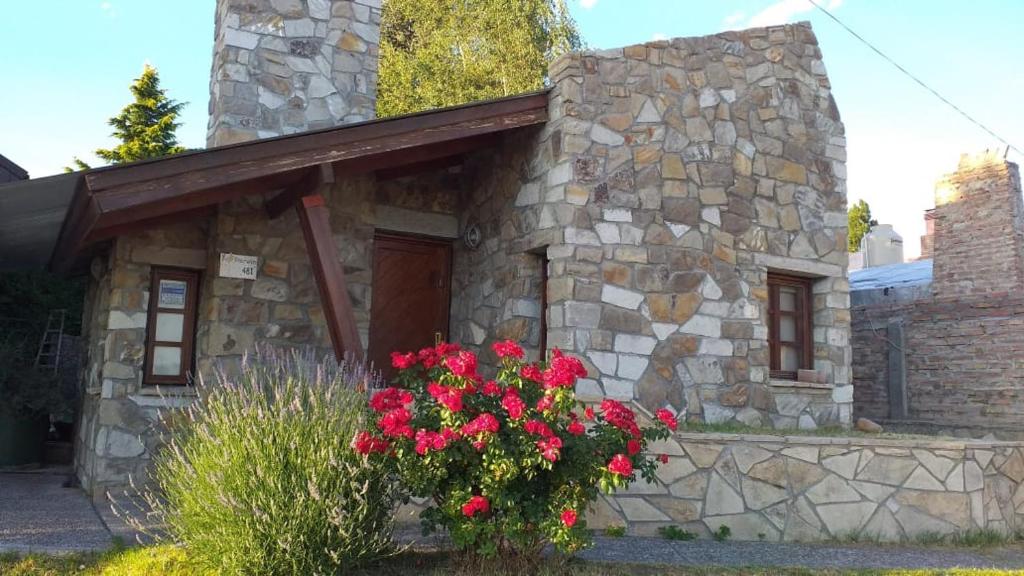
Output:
[[49, 90, 550, 272]]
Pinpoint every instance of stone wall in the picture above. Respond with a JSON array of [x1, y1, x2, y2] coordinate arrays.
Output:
[[538, 23, 851, 429], [208, 0, 380, 146], [590, 432, 1024, 541], [74, 222, 209, 495]]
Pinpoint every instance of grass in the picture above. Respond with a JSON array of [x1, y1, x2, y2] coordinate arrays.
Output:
[[831, 529, 1024, 549], [4, 547, 1023, 576]]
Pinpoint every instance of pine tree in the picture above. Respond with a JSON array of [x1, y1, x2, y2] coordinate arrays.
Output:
[[848, 199, 878, 252], [377, 0, 582, 117], [65, 65, 186, 172]]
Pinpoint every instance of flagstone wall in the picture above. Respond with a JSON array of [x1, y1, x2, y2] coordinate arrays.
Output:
[[590, 432, 1024, 541], [537, 22, 852, 429]]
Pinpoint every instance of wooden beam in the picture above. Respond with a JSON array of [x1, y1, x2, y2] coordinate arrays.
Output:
[[295, 193, 363, 361], [84, 91, 548, 192], [265, 164, 334, 220], [91, 106, 546, 214], [85, 205, 218, 244]]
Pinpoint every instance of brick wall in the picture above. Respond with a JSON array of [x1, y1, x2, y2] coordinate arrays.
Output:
[[931, 153, 1024, 296], [853, 292, 1024, 430]]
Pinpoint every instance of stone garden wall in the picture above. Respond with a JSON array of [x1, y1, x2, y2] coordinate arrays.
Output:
[[537, 23, 851, 428], [590, 432, 1024, 541]]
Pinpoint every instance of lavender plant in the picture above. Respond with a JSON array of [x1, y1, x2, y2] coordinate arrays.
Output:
[[135, 347, 395, 574]]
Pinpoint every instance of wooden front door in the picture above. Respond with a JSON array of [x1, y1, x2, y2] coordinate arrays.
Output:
[[369, 233, 452, 380]]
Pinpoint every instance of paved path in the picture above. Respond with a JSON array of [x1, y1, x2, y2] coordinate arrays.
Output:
[[0, 471, 112, 553], [577, 536, 1024, 571]]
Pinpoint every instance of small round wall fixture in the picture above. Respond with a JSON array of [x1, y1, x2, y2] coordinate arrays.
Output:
[[464, 222, 482, 250]]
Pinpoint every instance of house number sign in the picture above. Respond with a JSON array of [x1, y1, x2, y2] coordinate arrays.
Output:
[[219, 253, 259, 280]]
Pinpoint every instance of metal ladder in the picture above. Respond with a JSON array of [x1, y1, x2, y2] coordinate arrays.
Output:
[[34, 309, 66, 374]]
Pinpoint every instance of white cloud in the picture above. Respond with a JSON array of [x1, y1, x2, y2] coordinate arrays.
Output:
[[579, 0, 598, 9], [723, 11, 746, 26], [100, 1, 112, 10], [652, 32, 668, 41], [745, 0, 832, 28]]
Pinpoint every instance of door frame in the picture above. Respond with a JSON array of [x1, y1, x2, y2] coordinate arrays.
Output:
[[369, 230, 454, 355]]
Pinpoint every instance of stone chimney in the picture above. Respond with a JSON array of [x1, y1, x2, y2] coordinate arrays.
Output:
[[931, 151, 1024, 296], [207, 0, 381, 147], [918, 209, 936, 260]]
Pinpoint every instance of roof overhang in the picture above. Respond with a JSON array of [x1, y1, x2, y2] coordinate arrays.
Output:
[[0, 90, 549, 274]]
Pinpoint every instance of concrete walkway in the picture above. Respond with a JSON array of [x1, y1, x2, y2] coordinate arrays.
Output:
[[0, 470, 112, 554], [3, 471, 1023, 570]]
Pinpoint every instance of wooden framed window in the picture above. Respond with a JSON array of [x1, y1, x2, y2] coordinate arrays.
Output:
[[767, 273, 813, 381], [144, 268, 200, 385]]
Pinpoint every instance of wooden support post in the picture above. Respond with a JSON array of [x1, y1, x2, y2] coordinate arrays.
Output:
[[294, 170, 363, 360], [887, 319, 908, 420]]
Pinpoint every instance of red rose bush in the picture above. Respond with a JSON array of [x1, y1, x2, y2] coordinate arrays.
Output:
[[354, 340, 677, 557]]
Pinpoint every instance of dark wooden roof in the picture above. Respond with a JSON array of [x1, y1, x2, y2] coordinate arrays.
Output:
[[0, 90, 549, 273]]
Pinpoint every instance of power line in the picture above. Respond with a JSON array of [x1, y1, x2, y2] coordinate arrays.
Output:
[[806, 0, 1023, 158]]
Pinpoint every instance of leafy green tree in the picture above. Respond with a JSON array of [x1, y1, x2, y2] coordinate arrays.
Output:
[[848, 199, 878, 252], [64, 65, 186, 172], [378, 0, 582, 117]]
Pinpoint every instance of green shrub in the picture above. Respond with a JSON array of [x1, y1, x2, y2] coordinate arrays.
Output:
[[602, 525, 626, 538], [657, 525, 696, 541], [712, 525, 731, 542], [134, 347, 396, 575]]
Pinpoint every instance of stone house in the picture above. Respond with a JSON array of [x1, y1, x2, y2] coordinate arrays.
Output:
[[852, 151, 1024, 438], [0, 0, 851, 498]]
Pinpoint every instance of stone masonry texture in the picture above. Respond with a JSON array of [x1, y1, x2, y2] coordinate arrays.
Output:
[[536, 23, 851, 429], [852, 154, 1024, 437], [207, 0, 380, 146], [587, 432, 1024, 542]]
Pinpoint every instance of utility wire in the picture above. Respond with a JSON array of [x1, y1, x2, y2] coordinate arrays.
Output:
[[806, 0, 1023, 158]]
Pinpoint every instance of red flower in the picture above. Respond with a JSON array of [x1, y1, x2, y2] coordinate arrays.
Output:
[[535, 395, 554, 413], [600, 399, 641, 439], [542, 349, 588, 389], [607, 454, 633, 477], [461, 495, 490, 517], [537, 435, 563, 462], [369, 387, 413, 413], [446, 350, 479, 378], [390, 351, 417, 370], [378, 407, 414, 439], [436, 342, 462, 357], [418, 347, 439, 369], [520, 364, 543, 383], [524, 419, 553, 438], [501, 391, 526, 420], [427, 382, 464, 413], [352, 431, 389, 454], [482, 380, 502, 396], [627, 439, 641, 456], [584, 407, 595, 421], [655, 408, 678, 431], [658, 453, 669, 464], [492, 339, 525, 359], [414, 428, 459, 455], [567, 420, 585, 436], [561, 509, 578, 528], [462, 413, 500, 437]]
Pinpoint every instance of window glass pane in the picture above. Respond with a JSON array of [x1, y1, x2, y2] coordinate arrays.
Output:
[[781, 344, 800, 372], [780, 315, 796, 342], [158, 280, 188, 310], [779, 287, 797, 312], [155, 313, 184, 342], [153, 346, 182, 376]]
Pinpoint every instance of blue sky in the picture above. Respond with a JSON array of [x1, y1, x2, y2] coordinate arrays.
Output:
[[1, 1, 1022, 258]]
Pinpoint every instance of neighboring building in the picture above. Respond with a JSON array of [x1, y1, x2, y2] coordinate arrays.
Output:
[[0, 1, 850, 498], [852, 151, 1024, 438], [0, 153, 28, 183], [848, 224, 904, 272]]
